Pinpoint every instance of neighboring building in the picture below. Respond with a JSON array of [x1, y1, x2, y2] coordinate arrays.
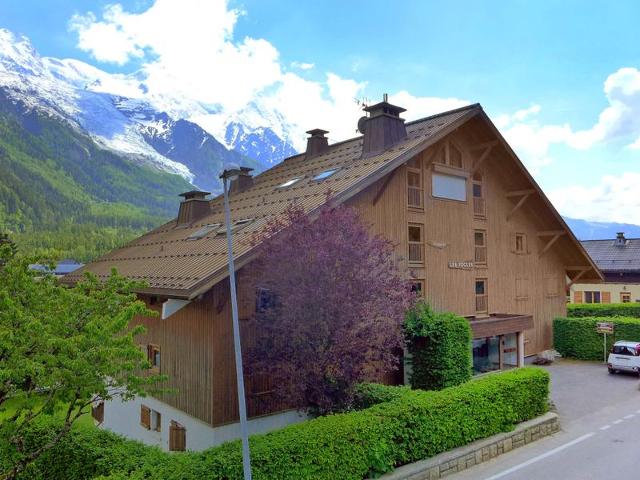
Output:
[[30, 258, 84, 277], [65, 100, 601, 451], [571, 233, 640, 303]]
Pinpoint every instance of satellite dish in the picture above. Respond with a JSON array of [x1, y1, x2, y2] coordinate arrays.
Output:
[[357, 116, 368, 134]]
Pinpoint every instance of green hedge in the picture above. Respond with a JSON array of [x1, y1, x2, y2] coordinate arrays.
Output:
[[404, 302, 473, 390], [352, 382, 412, 410], [554, 316, 640, 360], [567, 303, 640, 318], [5, 368, 549, 480]]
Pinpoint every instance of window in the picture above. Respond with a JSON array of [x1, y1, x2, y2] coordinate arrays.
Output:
[[277, 177, 302, 188], [472, 174, 485, 217], [410, 280, 424, 296], [313, 168, 339, 181], [169, 421, 186, 451], [256, 287, 276, 313], [514, 233, 527, 254], [408, 224, 424, 264], [147, 344, 160, 372], [621, 292, 631, 303], [474, 230, 487, 265], [187, 223, 221, 240], [215, 218, 253, 235], [612, 345, 639, 356], [432, 173, 466, 201], [475, 279, 488, 314], [141, 405, 161, 431], [584, 291, 601, 304], [407, 158, 423, 209]]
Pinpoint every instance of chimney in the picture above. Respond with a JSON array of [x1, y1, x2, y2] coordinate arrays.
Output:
[[360, 94, 407, 157], [229, 167, 254, 194], [615, 232, 626, 246], [177, 190, 210, 226], [304, 129, 329, 159]]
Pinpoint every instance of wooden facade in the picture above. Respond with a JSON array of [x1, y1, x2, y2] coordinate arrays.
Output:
[[74, 103, 601, 436]]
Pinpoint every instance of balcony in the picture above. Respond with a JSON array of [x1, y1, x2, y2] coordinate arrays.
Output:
[[475, 294, 488, 314], [473, 197, 486, 217], [474, 246, 487, 265], [408, 186, 423, 209], [465, 313, 534, 338]]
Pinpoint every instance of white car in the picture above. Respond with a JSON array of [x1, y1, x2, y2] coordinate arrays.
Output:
[[607, 341, 640, 375]]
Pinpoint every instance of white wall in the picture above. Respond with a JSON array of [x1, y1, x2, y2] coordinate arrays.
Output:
[[571, 282, 640, 303], [101, 395, 308, 451]]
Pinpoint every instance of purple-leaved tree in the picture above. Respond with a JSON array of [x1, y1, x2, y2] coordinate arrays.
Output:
[[247, 200, 414, 414]]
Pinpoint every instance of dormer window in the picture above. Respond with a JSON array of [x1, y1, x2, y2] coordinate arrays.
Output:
[[313, 168, 339, 181], [278, 177, 302, 189]]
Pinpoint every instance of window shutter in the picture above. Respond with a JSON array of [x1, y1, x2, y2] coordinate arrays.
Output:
[[574, 291, 583, 303], [169, 421, 186, 451], [140, 405, 151, 429], [602, 291, 611, 304], [92, 402, 104, 424]]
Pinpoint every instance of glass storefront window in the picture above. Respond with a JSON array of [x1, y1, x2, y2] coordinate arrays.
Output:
[[472, 336, 500, 374]]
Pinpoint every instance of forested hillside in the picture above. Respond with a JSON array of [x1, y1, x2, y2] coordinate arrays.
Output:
[[0, 91, 192, 261]]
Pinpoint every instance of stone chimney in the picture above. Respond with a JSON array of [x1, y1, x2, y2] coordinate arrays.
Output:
[[229, 167, 254, 194], [177, 190, 210, 226], [615, 232, 627, 246], [304, 129, 329, 159], [360, 94, 407, 157]]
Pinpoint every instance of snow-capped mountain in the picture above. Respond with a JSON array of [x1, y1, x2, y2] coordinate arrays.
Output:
[[0, 29, 297, 192]]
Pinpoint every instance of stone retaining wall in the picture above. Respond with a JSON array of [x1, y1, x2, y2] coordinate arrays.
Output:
[[376, 412, 560, 480]]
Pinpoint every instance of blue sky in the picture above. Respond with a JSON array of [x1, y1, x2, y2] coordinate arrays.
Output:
[[2, 0, 640, 222]]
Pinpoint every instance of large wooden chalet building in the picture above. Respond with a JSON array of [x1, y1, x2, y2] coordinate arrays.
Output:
[[66, 100, 601, 451]]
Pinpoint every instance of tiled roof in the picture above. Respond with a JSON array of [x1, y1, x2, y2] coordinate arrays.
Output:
[[582, 238, 640, 272], [63, 104, 480, 298]]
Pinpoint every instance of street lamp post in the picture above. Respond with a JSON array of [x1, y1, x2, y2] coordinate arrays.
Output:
[[220, 167, 252, 480]]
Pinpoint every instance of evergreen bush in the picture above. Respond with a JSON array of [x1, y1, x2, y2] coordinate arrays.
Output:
[[567, 303, 640, 318]]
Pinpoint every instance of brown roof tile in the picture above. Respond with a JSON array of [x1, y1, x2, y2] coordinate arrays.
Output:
[[64, 104, 481, 298]]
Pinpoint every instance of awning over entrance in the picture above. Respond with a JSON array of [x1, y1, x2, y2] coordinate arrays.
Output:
[[466, 313, 533, 338]]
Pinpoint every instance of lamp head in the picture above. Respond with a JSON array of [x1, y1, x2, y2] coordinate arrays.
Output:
[[219, 163, 242, 182]]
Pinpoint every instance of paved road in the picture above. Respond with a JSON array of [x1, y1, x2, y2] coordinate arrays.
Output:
[[451, 359, 640, 480]]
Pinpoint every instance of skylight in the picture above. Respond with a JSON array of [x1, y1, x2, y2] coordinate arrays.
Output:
[[313, 168, 339, 181], [187, 223, 221, 240], [215, 218, 254, 235], [277, 177, 302, 188]]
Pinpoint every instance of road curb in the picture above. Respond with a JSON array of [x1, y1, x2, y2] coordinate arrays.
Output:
[[374, 412, 560, 479]]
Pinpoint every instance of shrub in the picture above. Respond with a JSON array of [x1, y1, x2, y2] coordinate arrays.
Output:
[[567, 303, 640, 318], [352, 383, 412, 410], [554, 316, 640, 360], [404, 302, 472, 390], [10, 368, 549, 480]]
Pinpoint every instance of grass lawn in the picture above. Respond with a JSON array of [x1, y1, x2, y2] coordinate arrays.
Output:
[[0, 396, 95, 430]]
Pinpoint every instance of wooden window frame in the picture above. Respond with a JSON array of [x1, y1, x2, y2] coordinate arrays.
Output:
[[407, 223, 424, 265], [513, 233, 528, 255], [584, 291, 601, 304], [475, 278, 488, 315], [140, 405, 151, 430], [472, 174, 486, 218], [435, 140, 466, 170], [169, 421, 186, 452], [147, 344, 161, 373], [410, 279, 425, 297], [621, 292, 632, 303], [474, 230, 487, 266], [406, 158, 424, 210]]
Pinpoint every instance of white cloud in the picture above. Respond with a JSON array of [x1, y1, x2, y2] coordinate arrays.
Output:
[[549, 172, 640, 224], [291, 61, 315, 70], [68, 0, 472, 151]]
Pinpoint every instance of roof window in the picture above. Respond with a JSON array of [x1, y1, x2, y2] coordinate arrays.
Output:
[[216, 218, 253, 235], [187, 223, 221, 240], [313, 168, 339, 181], [277, 177, 302, 188]]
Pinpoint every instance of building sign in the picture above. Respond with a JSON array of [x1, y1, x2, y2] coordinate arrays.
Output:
[[448, 261, 474, 270], [596, 322, 614, 334]]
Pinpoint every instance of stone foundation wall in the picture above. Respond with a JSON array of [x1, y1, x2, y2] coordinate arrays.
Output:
[[376, 412, 560, 480]]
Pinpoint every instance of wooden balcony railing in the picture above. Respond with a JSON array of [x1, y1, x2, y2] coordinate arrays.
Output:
[[475, 294, 488, 314], [408, 187, 423, 208], [473, 197, 486, 217], [474, 246, 487, 265], [408, 243, 423, 263]]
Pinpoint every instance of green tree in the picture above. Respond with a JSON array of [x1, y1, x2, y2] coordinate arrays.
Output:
[[0, 246, 162, 480]]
